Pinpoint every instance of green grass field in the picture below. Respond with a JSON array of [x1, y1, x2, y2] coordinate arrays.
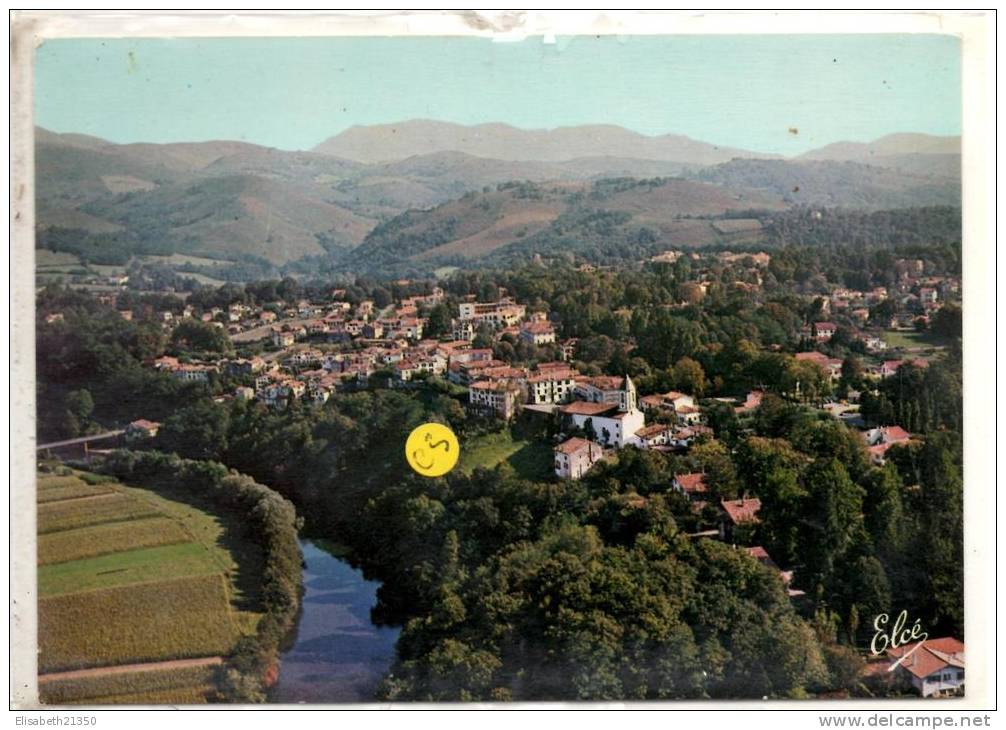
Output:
[[458, 430, 554, 480], [36, 470, 267, 704], [881, 329, 951, 351], [39, 543, 225, 596]]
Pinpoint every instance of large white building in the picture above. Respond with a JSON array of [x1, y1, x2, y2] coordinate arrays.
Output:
[[559, 375, 645, 449], [469, 380, 521, 420], [527, 367, 577, 405], [458, 298, 526, 328]]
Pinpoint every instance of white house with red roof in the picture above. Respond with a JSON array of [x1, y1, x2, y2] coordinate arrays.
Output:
[[126, 419, 161, 440], [863, 425, 912, 465], [554, 437, 604, 479], [812, 321, 838, 342], [887, 637, 965, 697], [519, 321, 557, 345]]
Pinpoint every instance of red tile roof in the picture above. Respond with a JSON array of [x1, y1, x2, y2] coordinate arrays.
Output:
[[554, 437, 596, 456], [129, 419, 160, 430], [581, 375, 625, 391], [744, 546, 781, 572], [882, 426, 911, 442], [888, 638, 965, 680], [635, 424, 668, 439], [675, 472, 707, 495], [721, 497, 762, 525], [559, 401, 618, 417]]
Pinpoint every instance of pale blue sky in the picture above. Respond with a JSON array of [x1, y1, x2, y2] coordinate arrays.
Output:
[[34, 34, 960, 155]]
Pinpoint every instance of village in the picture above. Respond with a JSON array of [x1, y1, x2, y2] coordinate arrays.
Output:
[[36, 246, 966, 698]]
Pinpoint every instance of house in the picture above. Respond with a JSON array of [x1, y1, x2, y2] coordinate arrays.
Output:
[[795, 351, 843, 380], [172, 364, 215, 383], [674, 405, 703, 425], [126, 419, 161, 440], [640, 390, 695, 413], [744, 546, 804, 597], [225, 357, 265, 376], [559, 338, 578, 362], [527, 367, 577, 405], [864, 335, 888, 352], [519, 321, 557, 346], [719, 497, 762, 541], [400, 317, 424, 340], [887, 637, 965, 697], [875, 359, 929, 379], [554, 437, 604, 480], [672, 472, 707, 500], [234, 386, 256, 401], [735, 390, 764, 414], [468, 380, 521, 420], [812, 321, 838, 342], [634, 423, 671, 449], [863, 425, 912, 465], [272, 329, 296, 348]]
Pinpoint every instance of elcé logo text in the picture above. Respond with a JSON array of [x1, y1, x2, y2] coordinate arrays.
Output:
[[871, 610, 928, 669]]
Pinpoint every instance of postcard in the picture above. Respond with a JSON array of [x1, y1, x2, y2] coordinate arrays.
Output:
[[9, 10, 995, 712]]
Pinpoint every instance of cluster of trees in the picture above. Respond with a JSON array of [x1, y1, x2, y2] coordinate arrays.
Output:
[[99, 450, 303, 703], [860, 355, 963, 433]]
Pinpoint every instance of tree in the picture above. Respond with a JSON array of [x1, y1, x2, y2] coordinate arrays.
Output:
[[930, 303, 962, 339], [170, 319, 233, 355], [65, 389, 95, 424], [689, 440, 739, 500], [672, 357, 707, 397], [840, 357, 865, 389], [424, 303, 453, 339]]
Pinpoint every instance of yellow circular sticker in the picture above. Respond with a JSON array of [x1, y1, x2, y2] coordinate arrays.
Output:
[[405, 422, 460, 478]]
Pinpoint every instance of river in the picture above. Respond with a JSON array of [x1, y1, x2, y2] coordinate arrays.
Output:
[[273, 539, 401, 703]]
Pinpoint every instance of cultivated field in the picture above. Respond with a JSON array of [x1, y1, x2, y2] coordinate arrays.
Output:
[[36, 470, 265, 705]]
